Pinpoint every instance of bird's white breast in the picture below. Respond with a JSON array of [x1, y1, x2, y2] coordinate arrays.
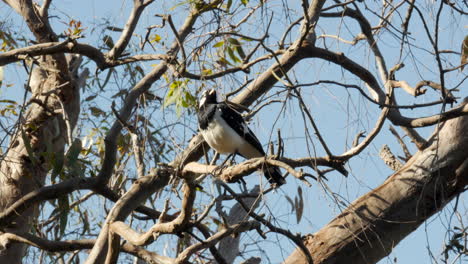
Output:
[[201, 110, 246, 154]]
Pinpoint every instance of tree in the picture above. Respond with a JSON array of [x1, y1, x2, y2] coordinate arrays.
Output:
[[0, 0, 467, 263]]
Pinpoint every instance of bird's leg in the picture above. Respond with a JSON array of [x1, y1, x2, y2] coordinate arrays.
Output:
[[226, 151, 238, 166], [211, 152, 239, 178]]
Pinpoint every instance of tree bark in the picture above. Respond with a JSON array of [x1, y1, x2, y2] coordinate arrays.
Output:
[[0, 2, 81, 263], [284, 99, 468, 264]]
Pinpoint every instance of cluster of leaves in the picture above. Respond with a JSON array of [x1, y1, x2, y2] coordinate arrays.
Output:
[[163, 78, 197, 116], [0, 100, 18, 117], [64, 19, 86, 37], [213, 37, 247, 67]]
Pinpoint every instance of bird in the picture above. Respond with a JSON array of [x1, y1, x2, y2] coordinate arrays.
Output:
[[197, 89, 286, 186]]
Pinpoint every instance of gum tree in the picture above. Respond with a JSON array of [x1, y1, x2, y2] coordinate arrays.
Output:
[[0, 0, 467, 263]]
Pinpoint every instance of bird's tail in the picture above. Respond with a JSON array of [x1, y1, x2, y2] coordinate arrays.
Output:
[[263, 165, 286, 187]]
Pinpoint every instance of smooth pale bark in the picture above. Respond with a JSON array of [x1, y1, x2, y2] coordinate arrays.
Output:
[[0, 3, 81, 262], [0, 53, 81, 263], [284, 100, 468, 264]]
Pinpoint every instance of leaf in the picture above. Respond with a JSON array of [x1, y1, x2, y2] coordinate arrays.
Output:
[[227, 37, 240, 46], [163, 81, 182, 108], [102, 35, 114, 49], [226, 46, 241, 63], [240, 0, 249, 6], [284, 195, 295, 213], [89, 106, 105, 117], [106, 26, 124, 32], [461, 35, 468, 71], [134, 65, 145, 77], [0, 99, 16, 104], [58, 196, 69, 237], [65, 139, 82, 167], [98, 68, 114, 90], [201, 68, 213, 76], [213, 40, 224, 48], [51, 150, 65, 183], [85, 94, 98, 101], [227, 37, 246, 60], [295, 186, 304, 224], [151, 34, 162, 43]]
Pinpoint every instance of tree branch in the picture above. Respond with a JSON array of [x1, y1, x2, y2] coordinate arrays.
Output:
[[0, 231, 174, 264], [85, 170, 171, 264], [0, 39, 168, 69], [107, 0, 155, 59]]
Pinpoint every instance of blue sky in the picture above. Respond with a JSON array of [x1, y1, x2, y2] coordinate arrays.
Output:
[[1, 0, 467, 263]]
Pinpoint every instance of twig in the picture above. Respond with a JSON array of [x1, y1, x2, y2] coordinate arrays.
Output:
[[389, 126, 411, 160]]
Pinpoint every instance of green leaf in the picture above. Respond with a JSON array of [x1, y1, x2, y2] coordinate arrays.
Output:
[[227, 37, 240, 46], [89, 106, 105, 117], [213, 40, 224, 48], [51, 150, 65, 183], [163, 81, 182, 108], [235, 46, 246, 60], [58, 196, 69, 237], [227, 38, 246, 60], [66, 139, 82, 167], [226, 46, 241, 63], [240, 0, 249, 6]]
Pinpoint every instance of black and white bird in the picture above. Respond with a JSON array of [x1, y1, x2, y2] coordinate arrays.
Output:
[[197, 89, 285, 186]]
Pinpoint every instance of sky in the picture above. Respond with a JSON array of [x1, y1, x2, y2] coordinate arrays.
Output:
[[0, 0, 467, 263]]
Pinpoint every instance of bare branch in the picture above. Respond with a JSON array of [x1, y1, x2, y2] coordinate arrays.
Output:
[[0, 231, 174, 264], [388, 126, 411, 160], [0, 39, 168, 69], [107, 182, 195, 247], [39, 0, 52, 18], [0, 178, 96, 228], [85, 170, 171, 264], [107, 0, 155, 59]]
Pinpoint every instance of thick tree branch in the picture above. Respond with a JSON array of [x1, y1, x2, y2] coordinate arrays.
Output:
[[85, 170, 171, 264], [107, 182, 195, 247], [284, 101, 468, 264]]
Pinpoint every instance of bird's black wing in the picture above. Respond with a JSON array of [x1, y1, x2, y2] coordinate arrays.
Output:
[[218, 103, 266, 156], [198, 104, 216, 130]]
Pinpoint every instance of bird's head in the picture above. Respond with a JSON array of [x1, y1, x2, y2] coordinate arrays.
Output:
[[199, 89, 218, 108]]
